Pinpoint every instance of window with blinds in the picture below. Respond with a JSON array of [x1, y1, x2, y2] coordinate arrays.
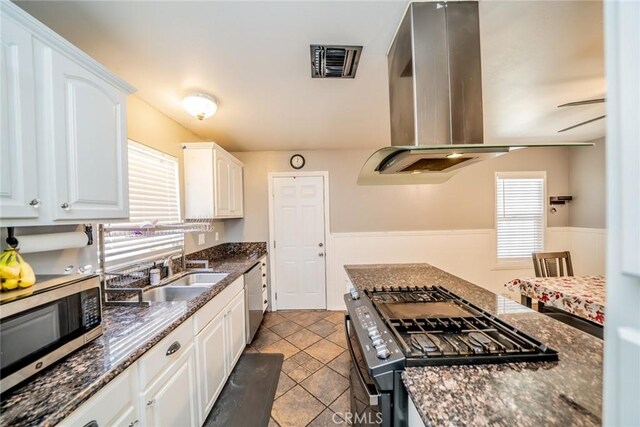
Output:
[[103, 141, 183, 269], [496, 172, 545, 262]]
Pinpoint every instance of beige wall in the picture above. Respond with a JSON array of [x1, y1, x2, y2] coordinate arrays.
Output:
[[226, 147, 571, 242], [127, 96, 225, 253], [569, 138, 606, 228]]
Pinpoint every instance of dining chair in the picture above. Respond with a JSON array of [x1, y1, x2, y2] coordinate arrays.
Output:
[[532, 251, 574, 278]]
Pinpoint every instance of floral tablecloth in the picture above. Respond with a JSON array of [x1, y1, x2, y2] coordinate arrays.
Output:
[[505, 275, 606, 325]]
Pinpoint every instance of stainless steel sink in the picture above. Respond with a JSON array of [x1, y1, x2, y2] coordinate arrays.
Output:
[[141, 286, 210, 302], [165, 273, 228, 287]]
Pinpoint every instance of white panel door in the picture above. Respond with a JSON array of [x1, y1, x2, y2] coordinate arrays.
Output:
[[273, 176, 326, 309], [226, 289, 246, 370], [0, 17, 40, 219], [47, 48, 128, 220]]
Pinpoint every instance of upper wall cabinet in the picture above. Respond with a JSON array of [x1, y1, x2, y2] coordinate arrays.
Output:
[[0, 2, 135, 226], [183, 143, 244, 219]]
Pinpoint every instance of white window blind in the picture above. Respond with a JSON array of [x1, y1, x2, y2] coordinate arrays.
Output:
[[103, 141, 183, 269], [496, 172, 545, 261]]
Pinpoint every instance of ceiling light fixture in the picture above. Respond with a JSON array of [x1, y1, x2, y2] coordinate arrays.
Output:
[[446, 153, 464, 159], [182, 93, 218, 120]]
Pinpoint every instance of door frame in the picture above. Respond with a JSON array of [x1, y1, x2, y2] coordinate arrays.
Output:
[[267, 171, 331, 311]]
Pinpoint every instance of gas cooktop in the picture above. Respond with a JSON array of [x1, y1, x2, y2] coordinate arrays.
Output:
[[365, 286, 558, 366]]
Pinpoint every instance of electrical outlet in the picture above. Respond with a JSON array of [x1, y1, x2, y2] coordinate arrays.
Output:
[[198, 233, 205, 245], [215, 232, 219, 241]]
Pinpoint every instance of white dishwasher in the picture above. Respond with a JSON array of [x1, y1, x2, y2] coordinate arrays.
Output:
[[244, 263, 263, 343]]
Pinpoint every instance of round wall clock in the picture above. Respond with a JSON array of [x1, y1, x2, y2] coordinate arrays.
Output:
[[290, 154, 305, 170]]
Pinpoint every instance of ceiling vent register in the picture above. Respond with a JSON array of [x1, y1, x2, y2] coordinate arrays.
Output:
[[310, 45, 362, 78]]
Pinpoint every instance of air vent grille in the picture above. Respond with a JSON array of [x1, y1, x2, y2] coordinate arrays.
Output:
[[310, 45, 363, 78]]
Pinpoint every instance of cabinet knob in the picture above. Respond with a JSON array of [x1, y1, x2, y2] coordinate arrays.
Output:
[[319, 243, 324, 247], [263, 284, 267, 289], [264, 299, 268, 304], [146, 399, 155, 406], [82, 421, 98, 427], [128, 421, 139, 427], [29, 198, 40, 208], [262, 263, 266, 267], [60, 202, 70, 210], [262, 273, 266, 277], [318, 253, 324, 257], [165, 341, 181, 356]]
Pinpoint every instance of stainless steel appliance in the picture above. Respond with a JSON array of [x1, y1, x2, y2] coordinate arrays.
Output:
[[357, 1, 593, 185], [0, 275, 103, 393], [344, 285, 558, 426], [244, 263, 263, 343]]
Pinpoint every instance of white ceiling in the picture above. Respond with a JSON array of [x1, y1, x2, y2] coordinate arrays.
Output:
[[15, 0, 604, 152]]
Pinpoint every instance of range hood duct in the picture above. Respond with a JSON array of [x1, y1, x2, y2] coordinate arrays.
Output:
[[358, 1, 593, 185]]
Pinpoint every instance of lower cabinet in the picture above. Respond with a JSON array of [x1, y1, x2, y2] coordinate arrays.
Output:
[[196, 287, 246, 425], [142, 343, 198, 427]]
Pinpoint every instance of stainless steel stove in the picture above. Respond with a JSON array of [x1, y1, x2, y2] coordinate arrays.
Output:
[[344, 285, 558, 426]]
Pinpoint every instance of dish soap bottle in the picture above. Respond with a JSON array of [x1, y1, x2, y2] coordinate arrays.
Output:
[[149, 263, 161, 286]]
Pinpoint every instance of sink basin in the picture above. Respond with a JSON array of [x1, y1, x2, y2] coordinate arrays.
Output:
[[165, 273, 228, 287], [141, 286, 210, 302]]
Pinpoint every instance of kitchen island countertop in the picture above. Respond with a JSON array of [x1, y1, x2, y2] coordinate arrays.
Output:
[[345, 263, 602, 427], [0, 242, 267, 427]]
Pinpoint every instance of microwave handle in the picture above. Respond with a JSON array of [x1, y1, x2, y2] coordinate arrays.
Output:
[[344, 315, 380, 406]]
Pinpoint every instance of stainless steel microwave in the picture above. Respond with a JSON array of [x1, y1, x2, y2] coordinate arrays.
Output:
[[0, 275, 103, 393]]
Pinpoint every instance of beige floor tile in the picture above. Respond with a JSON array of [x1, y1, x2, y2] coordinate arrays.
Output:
[[307, 319, 339, 337], [302, 357, 324, 373], [290, 351, 313, 365], [271, 385, 325, 427], [325, 329, 347, 349], [305, 339, 345, 364], [252, 329, 282, 351], [308, 408, 342, 427], [323, 311, 346, 325], [292, 311, 322, 327], [263, 313, 287, 328], [261, 339, 300, 359], [301, 366, 349, 406], [281, 358, 299, 374], [279, 310, 304, 320], [243, 345, 258, 354], [269, 417, 280, 427], [326, 351, 350, 378], [275, 371, 296, 399], [286, 329, 323, 350], [270, 320, 303, 338], [329, 390, 350, 416], [288, 365, 312, 383]]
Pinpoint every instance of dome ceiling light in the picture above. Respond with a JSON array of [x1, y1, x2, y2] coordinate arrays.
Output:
[[182, 93, 218, 120]]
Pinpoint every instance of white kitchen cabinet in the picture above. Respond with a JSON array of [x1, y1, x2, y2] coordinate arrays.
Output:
[[226, 289, 246, 369], [0, 1, 135, 226], [59, 364, 140, 427], [142, 343, 198, 427], [0, 14, 40, 220], [183, 143, 244, 219]]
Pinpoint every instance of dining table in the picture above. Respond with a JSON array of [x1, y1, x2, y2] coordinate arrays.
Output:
[[505, 275, 606, 325]]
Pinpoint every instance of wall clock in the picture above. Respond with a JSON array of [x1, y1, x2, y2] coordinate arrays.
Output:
[[290, 154, 305, 170]]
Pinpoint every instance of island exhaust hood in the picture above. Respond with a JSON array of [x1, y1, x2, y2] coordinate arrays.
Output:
[[358, 1, 592, 185]]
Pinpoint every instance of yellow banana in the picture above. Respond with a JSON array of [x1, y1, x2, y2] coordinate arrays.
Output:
[[18, 257, 36, 288], [0, 250, 20, 280], [2, 278, 19, 291]]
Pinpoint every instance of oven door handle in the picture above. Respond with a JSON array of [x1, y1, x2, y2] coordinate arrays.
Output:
[[344, 314, 380, 406]]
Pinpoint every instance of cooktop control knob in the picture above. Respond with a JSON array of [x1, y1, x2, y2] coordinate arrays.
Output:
[[372, 338, 384, 347], [376, 346, 391, 359], [349, 288, 360, 300], [368, 329, 380, 339], [370, 334, 382, 342]]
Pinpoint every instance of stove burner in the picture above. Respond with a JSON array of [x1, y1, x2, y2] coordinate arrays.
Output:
[[467, 332, 496, 351], [410, 333, 439, 352]]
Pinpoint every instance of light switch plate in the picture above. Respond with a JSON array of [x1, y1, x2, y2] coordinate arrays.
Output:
[[198, 233, 205, 245]]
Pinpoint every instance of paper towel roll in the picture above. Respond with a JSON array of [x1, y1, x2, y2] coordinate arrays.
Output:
[[17, 232, 90, 254]]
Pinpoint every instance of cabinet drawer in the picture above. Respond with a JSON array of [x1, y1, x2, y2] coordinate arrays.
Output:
[[193, 276, 244, 334], [59, 364, 138, 427], [139, 318, 193, 390]]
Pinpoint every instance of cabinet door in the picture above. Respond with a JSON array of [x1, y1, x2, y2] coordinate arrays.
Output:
[[215, 151, 231, 217], [226, 289, 246, 370], [0, 17, 40, 219], [143, 344, 198, 427], [196, 310, 227, 424], [46, 48, 129, 220], [230, 162, 244, 217]]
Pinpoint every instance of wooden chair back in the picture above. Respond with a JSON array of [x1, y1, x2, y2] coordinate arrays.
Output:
[[532, 251, 574, 277]]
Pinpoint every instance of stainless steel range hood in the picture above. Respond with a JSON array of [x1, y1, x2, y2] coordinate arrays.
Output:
[[358, 1, 593, 185]]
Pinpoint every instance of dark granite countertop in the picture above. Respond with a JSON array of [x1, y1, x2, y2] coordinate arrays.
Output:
[[344, 263, 603, 427], [0, 243, 267, 427]]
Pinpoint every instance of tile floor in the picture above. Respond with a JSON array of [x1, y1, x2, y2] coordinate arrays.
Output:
[[243, 310, 351, 427]]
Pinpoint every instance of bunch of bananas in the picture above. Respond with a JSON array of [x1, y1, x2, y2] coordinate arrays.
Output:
[[0, 248, 36, 291]]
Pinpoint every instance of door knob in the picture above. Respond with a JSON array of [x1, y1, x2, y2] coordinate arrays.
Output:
[[318, 253, 324, 257]]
